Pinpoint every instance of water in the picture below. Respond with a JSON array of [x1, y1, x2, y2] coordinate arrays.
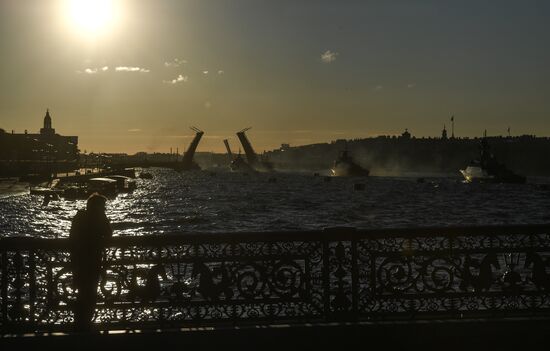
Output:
[[1, 168, 550, 238]]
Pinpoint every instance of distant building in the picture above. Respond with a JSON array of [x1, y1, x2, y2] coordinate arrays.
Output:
[[441, 125, 448, 140], [400, 128, 411, 140], [0, 109, 78, 162], [280, 143, 290, 151]]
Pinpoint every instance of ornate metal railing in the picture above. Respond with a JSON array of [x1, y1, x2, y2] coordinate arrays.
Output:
[[1, 225, 550, 333]]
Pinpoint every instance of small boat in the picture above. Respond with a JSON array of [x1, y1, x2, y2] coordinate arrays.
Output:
[[30, 187, 63, 196], [106, 175, 136, 193], [331, 149, 369, 177], [460, 136, 526, 184], [0, 178, 29, 197], [106, 168, 136, 178], [87, 178, 118, 197]]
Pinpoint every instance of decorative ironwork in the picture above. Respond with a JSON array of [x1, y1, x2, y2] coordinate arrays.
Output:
[[1, 225, 550, 333]]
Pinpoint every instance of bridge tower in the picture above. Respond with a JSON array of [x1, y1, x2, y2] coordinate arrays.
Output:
[[180, 127, 204, 170], [223, 139, 233, 157], [236, 127, 259, 167]]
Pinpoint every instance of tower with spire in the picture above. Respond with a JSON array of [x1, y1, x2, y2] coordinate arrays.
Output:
[[400, 128, 411, 139], [441, 124, 448, 140], [40, 109, 55, 135]]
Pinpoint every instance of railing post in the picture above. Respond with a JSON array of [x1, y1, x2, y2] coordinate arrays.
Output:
[[1, 251, 7, 328], [322, 230, 357, 322], [230, 238, 238, 326], [351, 238, 358, 321], [155, 246, 164, 328], [28, 250, 36, 326], [322, 237, 330, 321]]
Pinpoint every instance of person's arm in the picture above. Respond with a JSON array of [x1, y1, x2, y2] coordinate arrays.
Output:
[[101, 214, 113, 239], [69, 210, 86, 240]]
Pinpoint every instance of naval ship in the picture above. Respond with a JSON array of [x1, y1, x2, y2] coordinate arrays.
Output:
[[460, 135, 526, 183], [331, 149, 369, 177]]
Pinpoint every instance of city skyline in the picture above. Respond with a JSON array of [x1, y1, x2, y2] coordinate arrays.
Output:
[[1, 0, 549, 153], [2, 108, 543, 156]]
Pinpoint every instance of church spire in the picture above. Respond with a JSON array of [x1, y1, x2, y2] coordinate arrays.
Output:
[[40, 108, 55, 135], [44, 109, 51, 128]]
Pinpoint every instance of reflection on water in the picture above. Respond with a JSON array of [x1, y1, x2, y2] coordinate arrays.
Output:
[[1, 168, 550, 238]]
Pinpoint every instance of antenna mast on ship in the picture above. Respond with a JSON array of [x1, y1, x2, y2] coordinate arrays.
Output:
[[451, 115, 455, 139]]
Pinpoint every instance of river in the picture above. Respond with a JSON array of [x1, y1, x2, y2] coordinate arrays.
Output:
[[1, 168, 550, 238]]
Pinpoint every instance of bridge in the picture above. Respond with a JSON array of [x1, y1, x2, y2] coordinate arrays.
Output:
[[1, 225, 550, 347]]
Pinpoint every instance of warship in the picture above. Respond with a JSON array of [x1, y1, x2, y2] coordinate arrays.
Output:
[[224, 139, 255, 173], [331, 149, 369, 177], [460, 134, 526, 183]]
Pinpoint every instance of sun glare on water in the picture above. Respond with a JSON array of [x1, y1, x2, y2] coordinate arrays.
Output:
[[65, 0, 119, 37]]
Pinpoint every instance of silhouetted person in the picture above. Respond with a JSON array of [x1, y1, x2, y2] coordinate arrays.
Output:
[[70, 193, 112, 331]]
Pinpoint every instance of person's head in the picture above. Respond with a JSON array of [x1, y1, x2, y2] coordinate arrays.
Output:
[[86, 193, 107, 213]]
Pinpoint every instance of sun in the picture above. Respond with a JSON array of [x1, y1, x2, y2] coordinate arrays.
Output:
[[66, 0, 118, 37]]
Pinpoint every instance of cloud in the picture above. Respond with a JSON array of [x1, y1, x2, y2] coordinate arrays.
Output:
[[321, 50, 339, 63], [202, 70, 209, 75], [217, 70, 224, 75], [204, 101, 212, 109], [163, 74, 188, 84], [127, 128, 141, 132], [164, 58, 187, 67], [78, 65, 151, 74], [289, 130, 314, 134], [115, 66, 150, 73], [375, 85, 383, 91], [407, 83, 416, 88], [78, 66, 109, 74]]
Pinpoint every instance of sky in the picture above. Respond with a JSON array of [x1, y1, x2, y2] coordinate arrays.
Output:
[[0, 0, 549, 154]]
